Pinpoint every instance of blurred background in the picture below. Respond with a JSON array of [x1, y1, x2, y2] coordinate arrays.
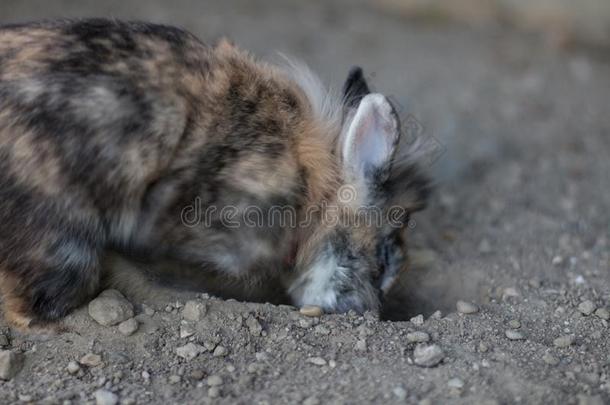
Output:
[[1, 0, 608, 316]]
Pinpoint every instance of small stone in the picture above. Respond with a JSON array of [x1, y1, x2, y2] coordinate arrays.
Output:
[[0, 350, 24, 380], [213, 346, 228, 357], [88, 290, 134, 326], [79, 353, 102, 367], [141, 371, 150, 380], [456, 300, 479, 314], [66, 361, 81, 375], [182, 300, 207, 322], [207, 375, 223, 386], [246, 316, 263, 336], [505, 330, 525, 340], [406, 331, 430, 343], [94, 389, 118, 405], [447, 378, 465, 389], [430, 310, 442, 319], [176, 343, 205, 361], [413, 344, 444, 367], [508, 319, 521, 329], [410, 315, 424, 325], [168, 375, 181, 384], [307, 357, 327, 366], [478, 239, 492, 253], [208, 387, 220, 398], [578, 300, 596, 316], [552, 256, 563, 266], [542, 353, 560, 366], [594, 308, 609, 320], [118, 318, 138, 336], [300, 306, 323, 317], [554, 335, 575, 348], [355, 339, 367, 351], [577, 394, 604, 405], [478, 342, 489, 353], [189, 369, 205, 380], [179, 324, 195, 339], [392, 386, 407, 400], [502, 287, 520, 300]]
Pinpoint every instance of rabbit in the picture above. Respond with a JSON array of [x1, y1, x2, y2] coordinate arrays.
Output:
[[0, 18, 430, 331]]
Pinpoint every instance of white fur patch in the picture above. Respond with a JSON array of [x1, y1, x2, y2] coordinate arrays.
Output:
[[288, 247, 344, 309]]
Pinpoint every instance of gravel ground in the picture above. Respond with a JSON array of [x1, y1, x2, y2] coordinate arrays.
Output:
[[1, 0, 609, 404]]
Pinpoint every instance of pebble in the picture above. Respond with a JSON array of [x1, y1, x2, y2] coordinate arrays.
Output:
[[118, 318, 138, 336], [355, 339, 367, 351], [207, 375, 223, 386], [179, 324, 195, 339], [410, 315, 424, 325], [307, 357, 327, 366], [208, 387, 220, 398], [176, 343, 205, 361], [190, 369, 206, 380], [577, 395, 604, 405], [508, 320, 521, 329], [94, 389, 118, 405], [594, 308, 609, 320], [505, 330, 525, 340], [447, 378, 465, 389], [66, 361, 81, 375], [88, 290, 135, 326], [213, 346, 228, 357], [168, 375, 181, 384], [578, 300, 596, 316], [406, 331, 430, 343], [300, 306, 323, 317], [142, 304, 155, 316], [182, 300, 207, 322], [246, 316, 263, 336], [542, 353, 560, 366], [0, 350, 24, 380], [554, 335, 575, 348], [478, 342, 489, 353], [413, 344, 444, 367], [303, 396, 320, 405], [392, 386, 407, 400], [80, 353, 102, 367], [456, 301, 479, 314]]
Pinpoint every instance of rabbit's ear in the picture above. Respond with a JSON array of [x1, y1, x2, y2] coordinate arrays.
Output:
[[342, 66, 370, 108], [341, 94, 400, 191]]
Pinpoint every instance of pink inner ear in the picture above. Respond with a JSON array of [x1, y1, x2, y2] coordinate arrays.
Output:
[[343, 94, 398, 177]]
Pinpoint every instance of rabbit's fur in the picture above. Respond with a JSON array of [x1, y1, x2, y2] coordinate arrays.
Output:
[[0, 19, 429, 330]]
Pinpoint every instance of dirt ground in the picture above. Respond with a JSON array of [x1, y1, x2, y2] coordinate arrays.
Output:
[[0, 0, 609, 404]]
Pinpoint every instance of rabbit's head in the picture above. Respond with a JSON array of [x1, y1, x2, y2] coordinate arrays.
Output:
[[288, 67, 431, 314]]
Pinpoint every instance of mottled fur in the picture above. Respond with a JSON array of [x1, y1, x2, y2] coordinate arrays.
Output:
[[0, 19, 429, 329]]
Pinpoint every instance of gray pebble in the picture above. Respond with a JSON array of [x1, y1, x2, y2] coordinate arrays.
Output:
[[413, 344, 444, 367], [392, 386, 407, 400], [66, 361, 81, 375], [94, 389, 118, 405], [355, 339, 367, 351], [594, 308, 609, 320], [80, 353, 102, 367], [508, 319, 521, 329], [207, 375, 223, 386], [578, 300, 596, 316], [0, 350, 24, 380], [307, 357, 327, 366], [542, 353, 560, 366], [456, 300, 479, 314], [213, 346, 228, 357], [406, 331, 430, 343], [505, 330, 525, 340], [182, 300, 207, 322], [118, 318, 138, 336], [176, 343, 205, 361], [410, 315, 424, 325], [208, 387, 221, 398], [447, 378, 465, 389], [554, 335, 575, 348], [88, 290, 134, 326], [246, 316, 263, 336]]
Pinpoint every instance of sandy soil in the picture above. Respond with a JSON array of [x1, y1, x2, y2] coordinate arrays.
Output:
[[0, 0, 609, 404]]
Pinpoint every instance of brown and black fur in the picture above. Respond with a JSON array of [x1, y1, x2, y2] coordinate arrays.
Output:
[[0, 19, 430, 330]]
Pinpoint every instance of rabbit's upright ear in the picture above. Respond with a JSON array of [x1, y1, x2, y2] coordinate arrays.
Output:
[[342, 66, 370, 108], [340, 93, 400, 197]]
